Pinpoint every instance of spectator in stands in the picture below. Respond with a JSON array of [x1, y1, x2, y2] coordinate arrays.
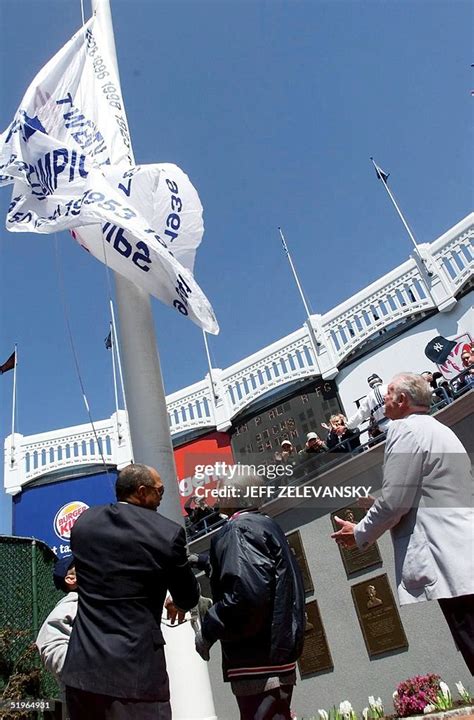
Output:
[[421, 370, 452, 407], [460, 345, 474, 384], [185, 494, 226, 537], [298, 431, 327, 458], [324, 414, 361, 453], [274, 439, 297, 464], [347, 374, 389, 439], [184, 494, 216, 525], [421, 370, 443, 390], [451, 344, 474, 395]]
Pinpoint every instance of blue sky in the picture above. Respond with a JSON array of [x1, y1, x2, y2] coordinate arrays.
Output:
[[0, 0, 472, 530]]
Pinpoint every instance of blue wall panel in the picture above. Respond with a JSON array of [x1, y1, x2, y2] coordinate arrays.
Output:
[[13, 471, 117, 557]]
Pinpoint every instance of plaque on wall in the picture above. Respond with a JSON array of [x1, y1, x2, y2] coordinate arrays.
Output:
[[331, 506, 382, 576], [286, 530, 314, 595], [351, 574, 408, 657], [298, 599, 334, 677]]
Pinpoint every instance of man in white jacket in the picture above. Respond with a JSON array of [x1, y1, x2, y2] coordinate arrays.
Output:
[[36, 556, 78, 716], [332, 373, 474, 674]]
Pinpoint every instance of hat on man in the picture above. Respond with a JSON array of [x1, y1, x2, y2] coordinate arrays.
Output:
[[53, 555, 75, 592], [281, 440, 292, 447], [367, 374, 382, 387], [424, 335, 456, 365], [306, 432, 319, 441]]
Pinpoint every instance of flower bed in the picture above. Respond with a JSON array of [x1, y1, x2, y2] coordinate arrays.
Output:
[[302, 678, 472, 720]]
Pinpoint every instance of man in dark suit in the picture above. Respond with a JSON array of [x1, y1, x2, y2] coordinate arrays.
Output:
[[62, 463, 200, 719]]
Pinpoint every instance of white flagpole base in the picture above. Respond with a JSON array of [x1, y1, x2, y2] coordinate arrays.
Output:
[[162, 617, 217, 720]]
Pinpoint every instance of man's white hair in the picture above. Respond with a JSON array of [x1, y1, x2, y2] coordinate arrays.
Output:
[[390, 373, 432, 407]]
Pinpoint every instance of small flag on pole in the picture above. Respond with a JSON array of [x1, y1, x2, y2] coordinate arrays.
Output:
[[278, 227, 289, 255], [370, 157, 390, 183], [104, 331, 112, 350], [0, 351, 16, 374]]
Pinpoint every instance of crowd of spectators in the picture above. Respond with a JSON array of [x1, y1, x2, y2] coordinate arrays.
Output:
[[184, 494, 226, 537], [266, 351, 474, 482]]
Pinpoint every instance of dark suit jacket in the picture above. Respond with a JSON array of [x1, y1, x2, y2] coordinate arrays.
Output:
[[61, 502, 200, 701]]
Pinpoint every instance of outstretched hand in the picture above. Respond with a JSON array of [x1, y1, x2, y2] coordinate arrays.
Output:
[[331, 516, 357, 549]]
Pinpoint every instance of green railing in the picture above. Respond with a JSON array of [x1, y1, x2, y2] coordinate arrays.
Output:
[[0, 536, 62, 720]]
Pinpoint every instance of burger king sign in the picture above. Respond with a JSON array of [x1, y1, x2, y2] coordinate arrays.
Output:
[[54, 501, 89, 540]]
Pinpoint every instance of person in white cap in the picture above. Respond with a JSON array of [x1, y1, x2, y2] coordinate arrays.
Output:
[[298, 432, 327, 458], [274, 439, 296, 463]]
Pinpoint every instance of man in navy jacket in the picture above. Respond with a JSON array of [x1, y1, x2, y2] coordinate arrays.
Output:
[[196, 475, 305, 720], [62, 463, 200, 720]]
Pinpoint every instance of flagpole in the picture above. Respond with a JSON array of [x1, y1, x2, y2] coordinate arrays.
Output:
[[370, 158, 460, 301], [278, 227, 320, 357], [92, 0, 181, 524], [10, 344, 17, 464], [370, 158, 422, 256], [91, 4, 217, 718]]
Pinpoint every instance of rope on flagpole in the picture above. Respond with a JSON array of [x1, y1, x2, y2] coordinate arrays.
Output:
[[54, 234, 111, 476], [108, 320, 121, 429], [202, 331, 219, 401], [98, 232, 134, 459], [10, 344, 18, 465]]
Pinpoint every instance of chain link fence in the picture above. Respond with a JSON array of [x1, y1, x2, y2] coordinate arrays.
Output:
[[0, 536, 63, 720]]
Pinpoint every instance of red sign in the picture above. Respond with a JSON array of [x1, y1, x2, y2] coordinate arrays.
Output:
[[437, 333, 472, 379], [174, 431, 234, 516]]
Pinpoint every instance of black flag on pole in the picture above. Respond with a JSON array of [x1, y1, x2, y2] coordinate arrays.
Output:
[[104, 331, 112, 350], [371, 157, 390, 183], [0, 351, 16, 374], [424, 335, 457, 365]]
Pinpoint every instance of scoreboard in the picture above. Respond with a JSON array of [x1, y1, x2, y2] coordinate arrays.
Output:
[[230, 380, 342, 463]]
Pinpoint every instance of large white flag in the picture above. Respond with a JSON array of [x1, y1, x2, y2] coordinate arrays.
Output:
[[0, 18, 218, 334]]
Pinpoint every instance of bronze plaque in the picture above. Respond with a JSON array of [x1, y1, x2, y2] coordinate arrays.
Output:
[[298, 600, 334, 677], [286, 530, 314, 595], [351, 574, 408, 657], [331, 506, 382, 575]]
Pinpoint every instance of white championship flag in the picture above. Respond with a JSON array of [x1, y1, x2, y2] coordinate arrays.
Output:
[[0, 17, 218, 334]]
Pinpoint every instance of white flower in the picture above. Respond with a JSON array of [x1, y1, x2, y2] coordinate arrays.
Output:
[[362, 708, 369, 720], [423, 705, 435, 714], [455, 681, 470, 701], [339, 701, 353, 718], [440, 682, 451, 701], [318, 711, 329, 720], [368, 697, 376, 708]]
